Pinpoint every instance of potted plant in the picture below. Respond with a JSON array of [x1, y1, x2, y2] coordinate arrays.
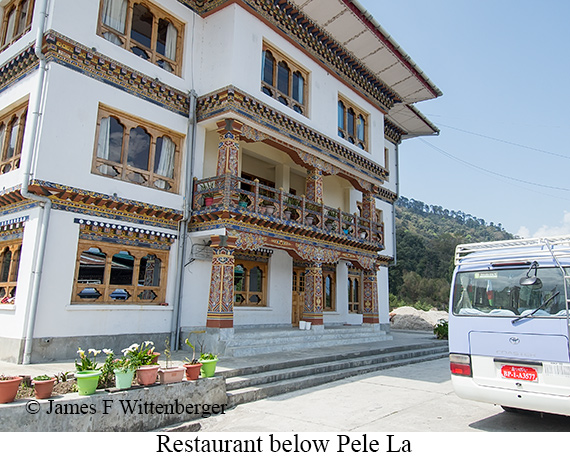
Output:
[[158, 338, 185, 384], [32, 374, 56, 400], [75, 348, 102, 396], [238, 193, 250, 208], [113, 348, 139, 390], [0, 374, 22, 404], [182, 337, 202, 381], [124, 341, 160, 386], [199, 181, 215, 206], [262, 200, 275, 215], [199, 352, 219, 378]]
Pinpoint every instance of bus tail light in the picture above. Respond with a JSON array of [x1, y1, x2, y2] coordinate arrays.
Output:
[[450, 353, 472, 377]]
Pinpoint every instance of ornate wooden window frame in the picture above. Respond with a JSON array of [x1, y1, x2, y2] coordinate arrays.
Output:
[[338, 95, 368, 151], [0, 0, 34, 51], [92, 105, 183, 193], [0, 102, 27, 176], [323, 266, 336, 312], [348, 269, 362, 314], [96, 0, 184, 76], [261, 42, 309, 116], [233, 258, 268, 307], [72, 238, 169, 305], [0, 238, 22, 305]]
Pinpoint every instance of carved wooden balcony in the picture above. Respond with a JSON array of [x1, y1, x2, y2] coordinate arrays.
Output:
[[190, 175, 384, 250]]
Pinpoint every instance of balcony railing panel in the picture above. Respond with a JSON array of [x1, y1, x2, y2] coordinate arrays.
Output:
[[192, 175, 384, 249]]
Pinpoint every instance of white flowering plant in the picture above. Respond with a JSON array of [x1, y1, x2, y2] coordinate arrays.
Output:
[[121, 341, 157, 367], [75, 347, 101, 372]]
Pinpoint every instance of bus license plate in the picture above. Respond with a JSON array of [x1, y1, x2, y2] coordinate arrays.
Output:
[[501, 365, 538, 382]]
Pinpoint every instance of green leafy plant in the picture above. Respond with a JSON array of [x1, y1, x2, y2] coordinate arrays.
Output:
[[121, 341, 157, 367], [75, 348, 100, 372], [184, 337, 199, 365], [98, 349, 117, 388], [433, 319, 448, 340], [164, 338, 172, 369], [55, 371, 70, 382], [199, 181, 216, 198], [33, 375, 52, 381], [199, 352, 218, 361]]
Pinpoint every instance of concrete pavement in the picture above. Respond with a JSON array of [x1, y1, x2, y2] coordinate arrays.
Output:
[[190, 357, 570, 432]]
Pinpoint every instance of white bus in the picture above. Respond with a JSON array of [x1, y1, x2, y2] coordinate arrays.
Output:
[[449, 236, 570, 415]]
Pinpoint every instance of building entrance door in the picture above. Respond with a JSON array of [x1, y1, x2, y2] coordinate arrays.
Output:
[[292, 268, 305, 326]]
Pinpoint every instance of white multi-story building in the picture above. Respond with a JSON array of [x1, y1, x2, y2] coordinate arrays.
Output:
[[0, 0, 440, 363]]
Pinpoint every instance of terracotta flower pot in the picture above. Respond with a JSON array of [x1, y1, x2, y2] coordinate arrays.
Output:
[[0, 376, 22, 404], [183, 363, 202, 381], [33, 378, 56, 399], [136, 365, 159, 386], [158, 367, 185, 384]]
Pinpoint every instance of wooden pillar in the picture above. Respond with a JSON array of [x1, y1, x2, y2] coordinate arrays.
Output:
[[361, 191, 376, 222], [206, 235, 237, 328], [362, 269, 379, 324], [305, 167, 323, 204], [216, 119, 243, 177], [303, 262, 324, 326]]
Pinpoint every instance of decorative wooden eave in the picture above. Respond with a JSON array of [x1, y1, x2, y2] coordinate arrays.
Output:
[[25, 181, 183, 229], [384, 118, 407, 145]]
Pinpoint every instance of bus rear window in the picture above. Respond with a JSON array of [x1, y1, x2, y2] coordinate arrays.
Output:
[[452, 267, 566, 317]]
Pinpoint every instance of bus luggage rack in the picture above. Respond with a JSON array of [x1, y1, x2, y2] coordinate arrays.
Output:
[[454, 235, 570, 266]]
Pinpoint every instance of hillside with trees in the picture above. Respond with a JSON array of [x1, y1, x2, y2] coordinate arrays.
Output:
[[389, 196, 514, 310]]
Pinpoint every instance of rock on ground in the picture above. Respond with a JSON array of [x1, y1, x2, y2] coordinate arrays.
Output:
[[390, 306, 448, 331]]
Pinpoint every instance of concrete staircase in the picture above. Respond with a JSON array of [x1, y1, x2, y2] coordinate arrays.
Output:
[[221, 338, 449, 407], [225, 326, 393, 357]]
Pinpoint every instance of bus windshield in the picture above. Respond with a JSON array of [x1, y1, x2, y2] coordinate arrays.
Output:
[[452, 267, 567, 317]]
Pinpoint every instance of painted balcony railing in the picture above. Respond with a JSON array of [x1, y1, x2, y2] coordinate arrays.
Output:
[[191, 175, 384, 249]]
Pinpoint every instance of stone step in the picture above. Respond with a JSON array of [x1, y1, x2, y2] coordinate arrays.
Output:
[[225, 327, 393, 357], [226, 347, 448, 407], [220, 339, 448, 378]]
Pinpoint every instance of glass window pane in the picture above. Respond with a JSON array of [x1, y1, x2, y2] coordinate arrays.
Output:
[[5, 120, 18, 159], [249, 266, 263, 292], [110, 251, 134, 285], [0, 248, 11, 282], [357, 114, 365, 141], [16, 0, 30, 36], [156, 18, 177, 59], [338, 101, 345, 130], [262, 51, 274, 86], [127, 126, 150, 170], [102, 0, 127, 34], [138, 254, 160, 286], [234, 265, 245, 291], [10, 246, 20, 282], [131, 3, 153, 49], [77, 248, 106, 284], [277, 61, 290, 95], [154, 136, 175, 178], [4, 9, 16, 44], [347, 108, 355, 136], [292, 71, 304, 104]]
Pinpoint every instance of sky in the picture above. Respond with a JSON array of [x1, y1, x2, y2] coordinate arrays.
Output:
[[358, 0, 570, 238]]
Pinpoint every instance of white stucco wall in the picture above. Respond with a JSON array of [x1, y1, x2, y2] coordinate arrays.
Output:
[[31, 210, 179, 339]]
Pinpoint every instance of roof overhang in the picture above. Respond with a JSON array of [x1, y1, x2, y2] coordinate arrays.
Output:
[[387, 103, 439, 140], [288, 0, 442, 104]]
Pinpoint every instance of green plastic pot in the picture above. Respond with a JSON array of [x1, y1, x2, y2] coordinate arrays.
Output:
[[199, 358, 218, 378], [113, 368, 135, 390], [75, 370, 101, 395]]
